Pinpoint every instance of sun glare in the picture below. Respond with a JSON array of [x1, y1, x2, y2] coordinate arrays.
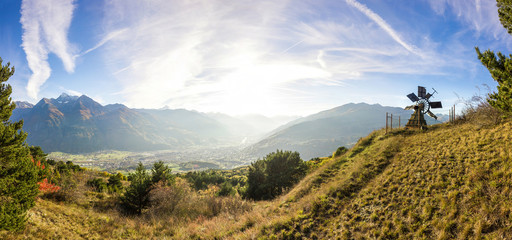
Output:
[[216, 63, 331, 115]]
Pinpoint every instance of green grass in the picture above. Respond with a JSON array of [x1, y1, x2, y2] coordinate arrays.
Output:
[[3, 120, 512, 239], [258, 121, 512, 239]]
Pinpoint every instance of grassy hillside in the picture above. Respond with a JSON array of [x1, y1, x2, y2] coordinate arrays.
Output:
[[2, 120, 512, 239]]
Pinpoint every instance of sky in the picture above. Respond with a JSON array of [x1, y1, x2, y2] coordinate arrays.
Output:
[[1, 0, 511, 117]]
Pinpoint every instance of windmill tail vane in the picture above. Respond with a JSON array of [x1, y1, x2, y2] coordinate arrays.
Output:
[[404, 86, 442, 129]]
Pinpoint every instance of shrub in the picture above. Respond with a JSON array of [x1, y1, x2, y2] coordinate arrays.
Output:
[[147, 178, 195, 218], [107, 173, 123, 193], [246, 150, 307, 200], [87, 178, 107, 192], [333, 146, 348, 158], [217, 182, 236, 196], [42, 172, 85, 204], [459, 90, 503, 126]]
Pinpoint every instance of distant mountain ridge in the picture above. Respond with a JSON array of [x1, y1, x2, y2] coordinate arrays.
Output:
[[12, 95, 445, 158], [12, 94, 166, 153], [11, 93, 296, 153], [245, 103, 445, 160]]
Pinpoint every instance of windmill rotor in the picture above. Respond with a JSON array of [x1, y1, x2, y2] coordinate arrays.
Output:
[[426, 110, 437, 120], [405, 86, 443, 129]]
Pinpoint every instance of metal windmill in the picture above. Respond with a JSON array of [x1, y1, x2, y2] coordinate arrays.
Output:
[[404, 86, 442, 129]]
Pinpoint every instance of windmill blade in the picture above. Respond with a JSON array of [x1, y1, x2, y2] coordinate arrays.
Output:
[[404, 105, 416, 110], [426, 110, 438, 120], [407, 93, 419, 102], [425, 93, 432, 100], [418, 86, 426, 98], [430, 101, 442, 108]]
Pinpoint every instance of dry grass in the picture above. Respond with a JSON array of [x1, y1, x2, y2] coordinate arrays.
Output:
[[2, 119, 512, 239]]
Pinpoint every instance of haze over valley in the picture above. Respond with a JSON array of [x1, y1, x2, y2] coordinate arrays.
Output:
[[12, 93, 447, 171]]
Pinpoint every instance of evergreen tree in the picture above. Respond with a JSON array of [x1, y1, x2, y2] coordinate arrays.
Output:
[[107, 173, 123, 193], [245, 150, 307, 200], [498, 0, 512, 34], [0, 58, 39, 231], [246, 160, 268, 200], [476, 1, 512, 115], [151, 161, 174, 185], [121, 163, 151, 215], [265, 150, 307, 198]]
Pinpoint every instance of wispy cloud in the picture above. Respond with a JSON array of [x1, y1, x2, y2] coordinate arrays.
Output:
[[427, 0, 508, 40], [20, 0, 76, 99], [345, 0, 422, 56], [98, 0, 471, 115], [78, 28, 128, 57], [58, 86, 82, 96]]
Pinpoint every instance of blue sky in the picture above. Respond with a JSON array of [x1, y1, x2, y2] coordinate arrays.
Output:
[[1, 0, 511, 117]]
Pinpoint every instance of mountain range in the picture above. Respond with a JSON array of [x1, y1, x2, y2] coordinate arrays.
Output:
[[12, 94, 444, 158], [244, 102, 444, 160], [12, 93, 292, 153]]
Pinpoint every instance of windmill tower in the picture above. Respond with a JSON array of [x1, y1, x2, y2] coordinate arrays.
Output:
[[405, 86, 442, 129]]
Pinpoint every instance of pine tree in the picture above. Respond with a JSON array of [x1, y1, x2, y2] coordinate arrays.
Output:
[[265, 150, 307, 198], [0, 58, 39, 231], [121, 162, 151, 215], [498, 0, 512, 34], [151, 161, 174, 185], [246, 159, 268, 200], [245, 150, 307, 200], [476, 0, 512, 115]]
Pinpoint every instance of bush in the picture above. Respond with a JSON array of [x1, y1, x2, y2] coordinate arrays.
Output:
[[459, 90, 503, 126], [147, 178, 194, 218], [42, 172, 86, 204], [107, 173, 123, 193], [147, 178, 252, 221], [87, 178, 107, 192], [217, 182, 235, 196], [246, 150, 307, 200], [333, 146, 348, 158], [184, 170, 226, 190]]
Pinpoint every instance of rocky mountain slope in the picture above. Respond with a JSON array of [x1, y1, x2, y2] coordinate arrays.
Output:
[[11, 94, 297, 154]]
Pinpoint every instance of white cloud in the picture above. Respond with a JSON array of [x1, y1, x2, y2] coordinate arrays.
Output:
[[79, 28, 128, 57], [20, 0, 76, 99], [58, 86, 82, 97], [427, 0, 508, 40], [345, 0, 422, 56], [98, 0, 470, 115]]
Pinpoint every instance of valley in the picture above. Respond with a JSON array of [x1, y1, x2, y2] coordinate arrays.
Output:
[[48, 146, 256, 173], [13, 94, 446, 171]]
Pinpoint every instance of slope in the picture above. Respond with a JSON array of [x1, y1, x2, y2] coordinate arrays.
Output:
[[2, 120, 511, 239], [248, 121, 512, 239], [180, 120, 512, 239], [246, 102, 443, 160]]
